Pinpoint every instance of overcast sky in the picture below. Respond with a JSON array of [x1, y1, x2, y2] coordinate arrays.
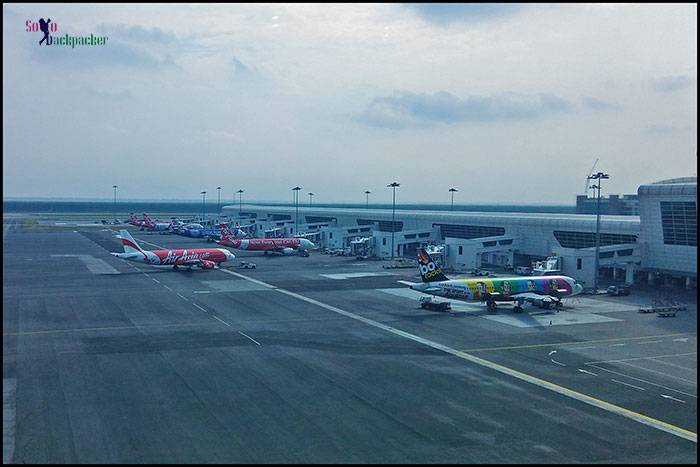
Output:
[[3, 3, 697, 204]]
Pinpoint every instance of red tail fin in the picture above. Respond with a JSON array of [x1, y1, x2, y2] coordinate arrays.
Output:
[[220, 224, 232, 240]]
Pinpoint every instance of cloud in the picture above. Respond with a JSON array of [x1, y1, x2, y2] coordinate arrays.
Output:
[[402, 3, 524, 25], [232, 56, 253, 75], [357, 90, 574, 128], [197, 129, 243, 142], [645, 124, 694, 136], [97, 24, 177, 43], [582, 96, 622, 111], [652, 75, 695, 93], [80, 87, 133, 101], [28, 39, 178, 70]]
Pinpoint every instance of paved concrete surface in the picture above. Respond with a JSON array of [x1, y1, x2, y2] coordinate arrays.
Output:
[[2, 219, 697, 463]]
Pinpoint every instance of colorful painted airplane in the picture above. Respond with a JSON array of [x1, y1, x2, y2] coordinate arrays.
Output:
[[405, 248, 583, 313], [217, 226, 314, 255], [112, 230, 235, 270]]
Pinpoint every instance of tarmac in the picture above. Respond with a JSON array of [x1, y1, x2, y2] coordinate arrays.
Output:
[[3, 217, 697, 463]]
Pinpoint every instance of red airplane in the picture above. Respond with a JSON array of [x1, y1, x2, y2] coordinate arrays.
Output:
[[112, 230, 235, 270], [141, 213, 173, 231], [128, 212, 146, 227], [217, 225, 314, 255]]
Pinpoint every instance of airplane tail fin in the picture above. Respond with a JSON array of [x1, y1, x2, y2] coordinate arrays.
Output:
[[118, 230, 144, 254], [220, 224, 232, 240], [417, 248, 449, 283]]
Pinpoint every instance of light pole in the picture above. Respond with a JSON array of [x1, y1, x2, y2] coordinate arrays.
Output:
[[237, 189, 244, 214], [308, 192, 314, 207], [201, 191, 206, 223], [587, 171, 609, 292], [387, 182, 400, 259], [292, 186, 301, 234], [112, 185, 118, 214], [364, 190, 371, 209], [449, 187, 458, 211], [216, 186, 221, 221]]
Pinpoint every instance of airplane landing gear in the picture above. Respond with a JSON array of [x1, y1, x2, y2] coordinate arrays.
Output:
[[512, 305, 524, 313], [486, 300, 497, 313]]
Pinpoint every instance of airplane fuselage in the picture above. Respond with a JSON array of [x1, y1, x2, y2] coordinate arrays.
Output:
[[218, 237, 314, 251], [113, 247, 235, 267], [410, 275, 583, 301]]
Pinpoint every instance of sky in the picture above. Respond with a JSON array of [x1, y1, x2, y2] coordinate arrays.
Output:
[[3, 3, 697, 204]]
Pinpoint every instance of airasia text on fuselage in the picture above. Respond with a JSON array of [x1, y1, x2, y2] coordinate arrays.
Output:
[[161, 250, 211, 264]]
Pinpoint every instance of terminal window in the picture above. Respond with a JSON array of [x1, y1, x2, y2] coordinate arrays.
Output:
[[434, 224, 505, 240], [553, 230, 638, 249], [660, 201, 697, 247]]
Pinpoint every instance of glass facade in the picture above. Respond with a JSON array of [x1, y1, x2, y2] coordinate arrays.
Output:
[[661, 201, 697, 247], [553, 230, 637, 249], [434, 224, 505, 240]]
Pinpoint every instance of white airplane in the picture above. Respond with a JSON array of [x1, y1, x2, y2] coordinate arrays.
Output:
[[404, 248, 584, 313]]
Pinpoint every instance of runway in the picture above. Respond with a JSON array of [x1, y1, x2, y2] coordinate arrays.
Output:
[[3, 220, 697, 462]]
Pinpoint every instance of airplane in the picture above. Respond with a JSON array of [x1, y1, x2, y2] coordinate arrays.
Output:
[[141, 213, 173, 231], [220, 223, 249, 239], [111, 229, 235, 270], [405, 248, 584, 313], [217, 225, 315, 255], [128, 212, 146, 227]]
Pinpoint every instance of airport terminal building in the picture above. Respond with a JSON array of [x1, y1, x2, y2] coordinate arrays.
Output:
[[222, 177, 696, 290]]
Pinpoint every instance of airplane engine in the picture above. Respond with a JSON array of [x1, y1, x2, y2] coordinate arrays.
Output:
[[200, 260, 216, 269], [281, 248, 295, 255]]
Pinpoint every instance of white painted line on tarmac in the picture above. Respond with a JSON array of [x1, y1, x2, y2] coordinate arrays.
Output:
[[193, 290, 211, 294], [611, 379, 646, 391], [3, 322, 216, 336], [661, 394, 687, 404], [650, 358, 697, 372], [152, 278, 161, 284], [238, 331, 261, 346], [162, 284, 173, 292], [460, 333, 694, 353], [192, 303, 208, 313], [586, 364, 697, 399], [551, 359, 566, 367], [212, 315, 231, 327], [222, 269, 698, 443], [587, 353, 697, 365], [637, 340, 664, 345], [615, 361, 697, 385], [218, 268, 278, 289], [610, 343, 625, 347], [176, 293, 189, 302], [578, 369, 598, 376]]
